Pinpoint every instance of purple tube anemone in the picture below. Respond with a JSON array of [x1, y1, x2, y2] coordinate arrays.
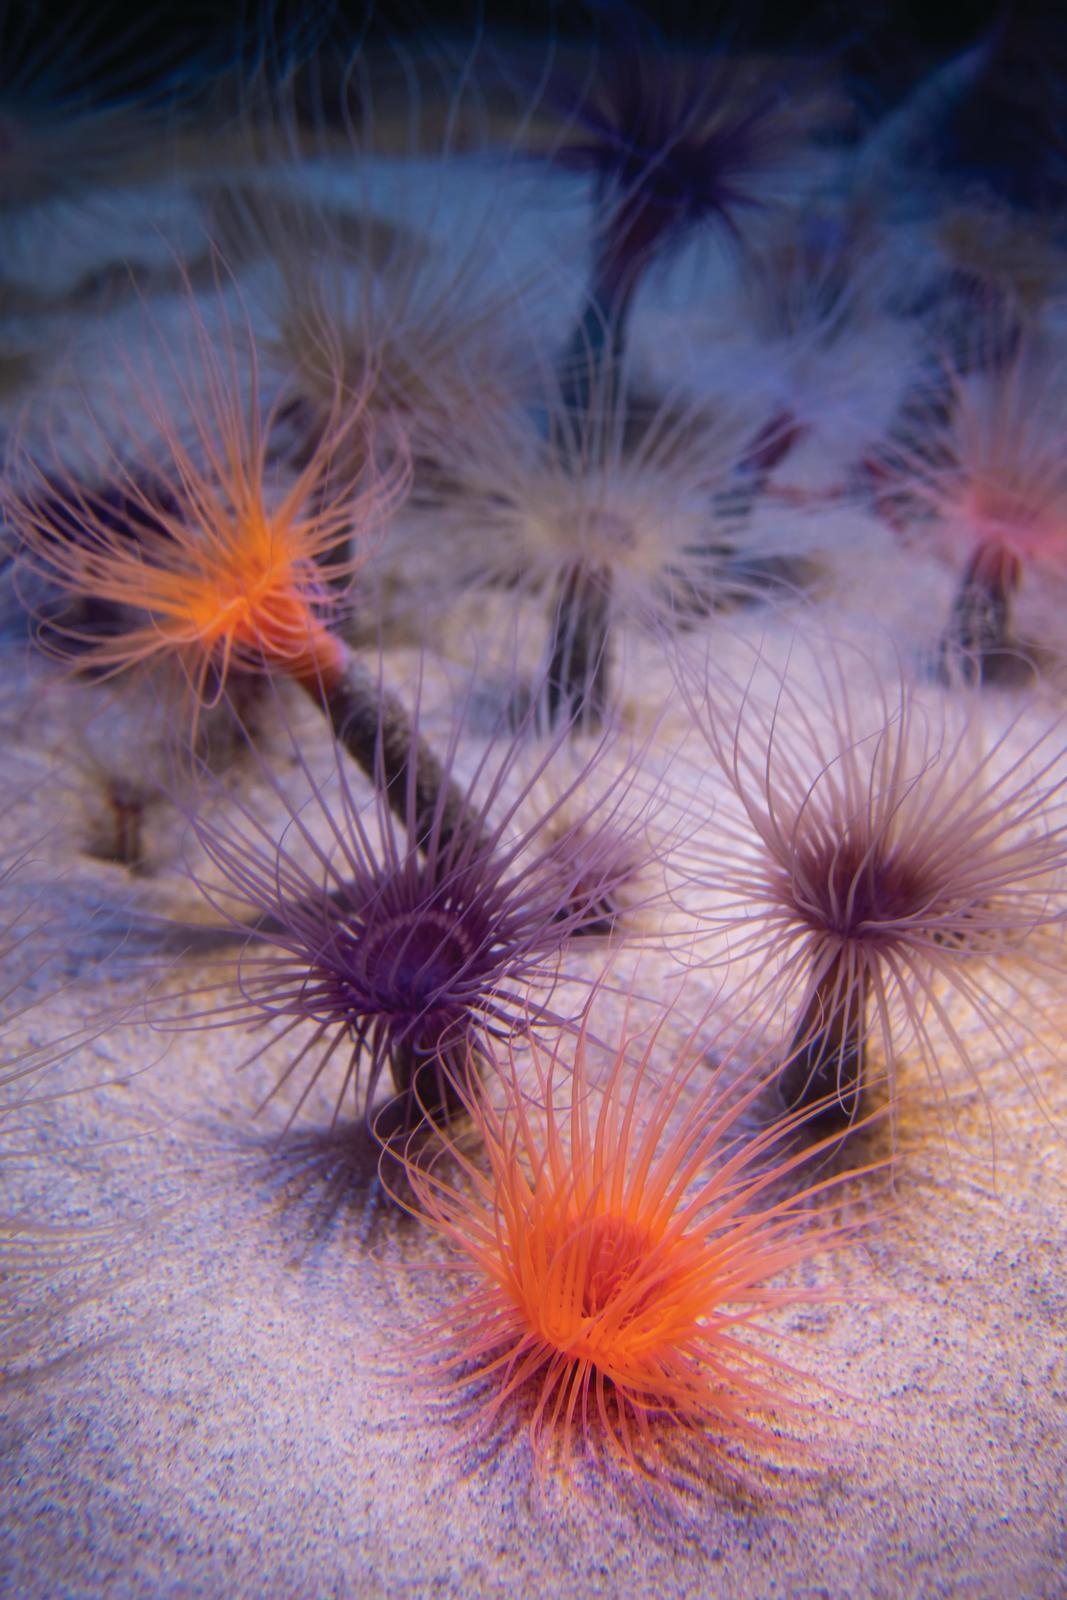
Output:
[[161, 676, 669, 1132], [675, 631, 1067, 1134], [540, 21, 807, 392]]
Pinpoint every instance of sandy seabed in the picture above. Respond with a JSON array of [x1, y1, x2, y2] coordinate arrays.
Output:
[[1, 64, 1066, 1600]]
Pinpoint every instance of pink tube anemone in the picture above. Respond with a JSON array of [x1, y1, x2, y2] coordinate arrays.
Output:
[[674, 631, 1067, 1133]]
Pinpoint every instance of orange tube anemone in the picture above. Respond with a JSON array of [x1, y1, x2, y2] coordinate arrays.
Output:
[[388, 995, 876, 1486], [4, 287, 409, 718]]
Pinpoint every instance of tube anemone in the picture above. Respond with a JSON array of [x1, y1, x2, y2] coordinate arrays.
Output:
[[871, 325, 1067, 685], [4, 285, 402, 702], [539, 21, 807, 394], [383, 990, 875, 1486], [718, 204, 911, 504], [201, 28, 555, 496], [251, 184, 545, 491], [0, 283, 492, 851], [419, 353, 798, 730], [676, 632, 1067, 1130], [154, 680, 668, 1131]]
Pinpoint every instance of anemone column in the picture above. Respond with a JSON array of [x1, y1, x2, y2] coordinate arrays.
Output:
[[536, 35, 800, 729], [939, 540, 1025, 686], [779, 962, 869, 1125], [543, 559, 614, 732]]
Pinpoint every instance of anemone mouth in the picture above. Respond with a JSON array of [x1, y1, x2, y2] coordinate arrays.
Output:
[[959, 484, 1061, 563], [185, 555, 326, 658], [970, 480, 1045, 529], [543, 1213, 663, 1341], [787, 834, 946, 945], [346, 905, 486, 1015], [580, 507, 639, 559], [606, 144, 732, 230]]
